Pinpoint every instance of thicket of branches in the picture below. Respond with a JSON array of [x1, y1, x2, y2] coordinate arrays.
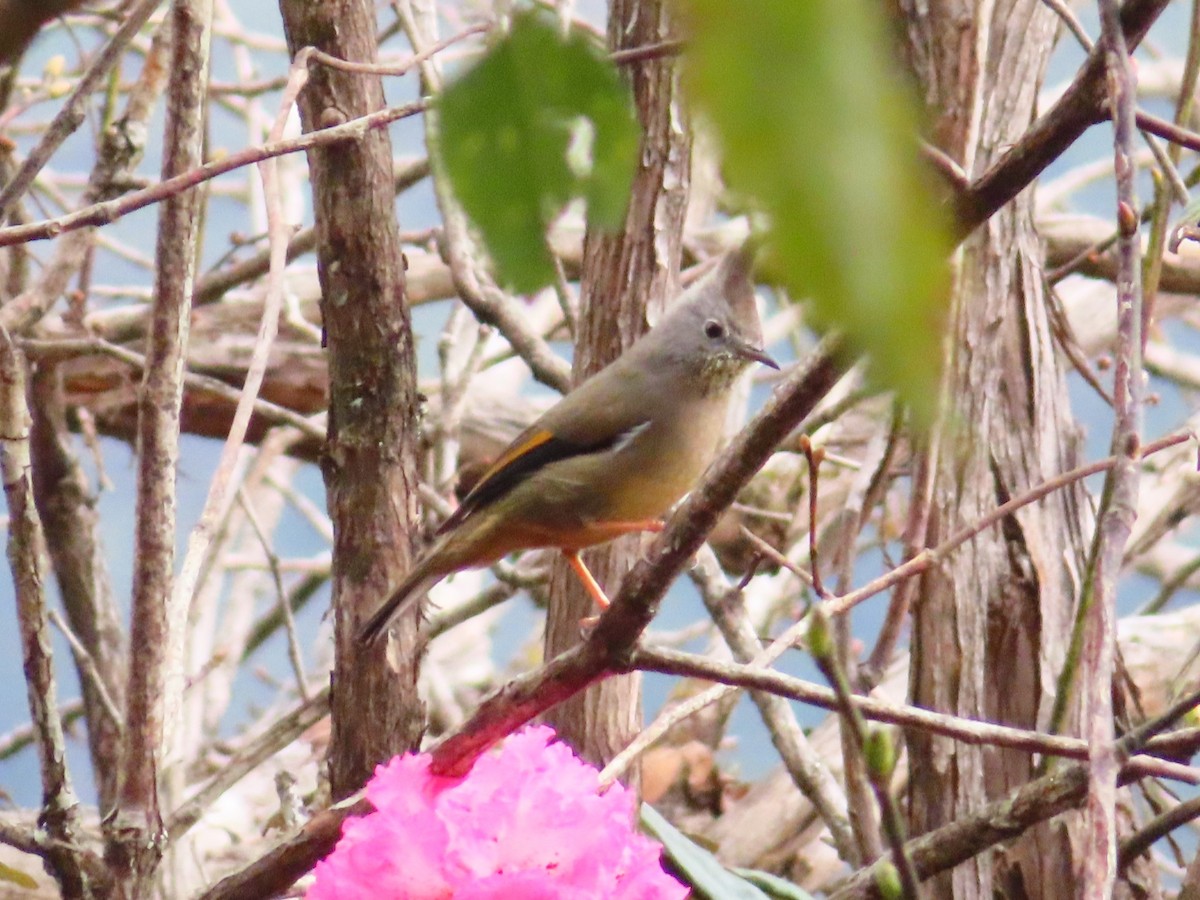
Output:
[[3, 0, 1200, 898]]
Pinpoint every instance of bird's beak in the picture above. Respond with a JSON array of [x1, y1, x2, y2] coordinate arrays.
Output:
[[732, 337, 780, 370]]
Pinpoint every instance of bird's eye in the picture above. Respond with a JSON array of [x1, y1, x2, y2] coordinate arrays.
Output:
[[704, 319, 725, 340]]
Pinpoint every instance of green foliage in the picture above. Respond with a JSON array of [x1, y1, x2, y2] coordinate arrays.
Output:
[[0, 861, 37, 889], [680, 0, 950, 419], [864, 726, 897, 782], [874, 860, 905, 899], [640, 803, 776, 899], [437, 8, 639, 293], [731, 867, 818, 899], [806, 606, 833, 661]]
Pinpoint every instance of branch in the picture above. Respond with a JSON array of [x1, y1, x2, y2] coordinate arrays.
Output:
[[951, 0, 1169, 238], [1078, 1, 1144, 892], [824, 430, 1187, 617], [600, 430, 1191, 782], [0, 329, 91, 894], [166, 689, 330, 843], [106, 0, 212, 888], [0, 100, 427, 251], [631, 645, 1197, 784], [689, 548, 858, 864], [828, 686, 1200, 898], [193, 799, 366, 900], [0, 0, 163, 222]]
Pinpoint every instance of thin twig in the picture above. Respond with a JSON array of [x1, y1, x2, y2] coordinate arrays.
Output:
[[165, 688, 330, 842], [0, 330, 88, 893], [237, 488, 309, 701], [46, 609, 123, 735], [689, 547, 858, 865], [0, 99, 428, 249], [630, 643, 1200, 783], [809, 610, 920, 899], [0, 0, 164, 222], [825, 431, 1185, 618], [1077, 2, 1144, 893], [828, 686, 1200, 898], [603, 431, 1190, 781], [164, 28, 303, 774], [18, 336, 326, 439], [396, 0, 573, 394], [108, 0, 213, 887], [295, 23, 488, 77]]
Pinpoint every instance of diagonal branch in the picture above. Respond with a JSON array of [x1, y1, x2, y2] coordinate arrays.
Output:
[[951, 0, 1168, 238]]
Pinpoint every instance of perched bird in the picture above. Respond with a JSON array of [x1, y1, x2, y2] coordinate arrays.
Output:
[[359, 249, 777, 645]]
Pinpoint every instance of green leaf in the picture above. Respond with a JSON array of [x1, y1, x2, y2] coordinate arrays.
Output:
[[437, 8, 640, 293], [681, 0, 950, 420], [640, 803, 773, 900], [731, 867, 818, 900], [0, 860, 38, 889]]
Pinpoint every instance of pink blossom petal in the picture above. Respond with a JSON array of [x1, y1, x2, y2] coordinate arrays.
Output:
[[307, 725, 686, 899]]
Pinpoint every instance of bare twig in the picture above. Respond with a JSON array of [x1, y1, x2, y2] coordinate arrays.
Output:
[[952, 0, 1169, 237], [0, 99, 428, 249], [0, 330, 90, 894], [630, 644, 1200, 784], [237, 488, 309, 701], [396, 0, 573, 394], [604, 431, 1189, 781], [825, 431, 1186, 618], [295, 22, 488, 77], [165, 688, 330, 842], [46, 609, 122, 736], [0, 0, 164, 222], [1078, 2, 1144, 892], [107, 0, 212, 888], [689, 547, 858, 865], [163, 40, 302, 783], [18, 336, 326, 439], [808, 610, 920, 899], [830, 687, 1200, 898], [191, 157, 431, 306]]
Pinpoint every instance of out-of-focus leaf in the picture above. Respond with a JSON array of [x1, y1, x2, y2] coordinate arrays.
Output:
[[681, 0, 950, 420], [731, 867, 818, 900], [437, 8, 639, 293], [0, 861, 38, 889], [640, 803, 772, 899]]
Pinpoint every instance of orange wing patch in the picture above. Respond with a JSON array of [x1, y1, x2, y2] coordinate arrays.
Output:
[[473, 428, 556, 495]]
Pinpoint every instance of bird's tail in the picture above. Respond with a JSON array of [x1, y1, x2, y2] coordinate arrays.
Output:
[[358, 555, 446, 645]]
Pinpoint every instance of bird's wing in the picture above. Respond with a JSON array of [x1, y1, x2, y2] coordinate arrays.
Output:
[[437, 363, 655, 535]]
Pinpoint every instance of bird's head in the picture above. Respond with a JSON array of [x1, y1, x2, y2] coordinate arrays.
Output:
[[656, 249, 779, 393]]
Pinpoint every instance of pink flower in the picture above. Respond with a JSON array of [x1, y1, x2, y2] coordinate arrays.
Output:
[[308, 725, 687, 899]]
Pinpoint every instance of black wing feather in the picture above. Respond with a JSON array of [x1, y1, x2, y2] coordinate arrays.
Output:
[[437, 430, 623, 535]]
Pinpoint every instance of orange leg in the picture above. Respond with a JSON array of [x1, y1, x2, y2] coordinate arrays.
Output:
[[562, 521, 665, 615], [563, 550, 611, 609], [608, 519, 664, 536]]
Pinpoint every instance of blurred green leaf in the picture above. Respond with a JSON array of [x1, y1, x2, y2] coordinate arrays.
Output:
[[731, 867, 818, 899], [0, 861, 37, 889], [681, 0, 950, 419], [640, 803, 773, 899], [437, 8, 639, 293]]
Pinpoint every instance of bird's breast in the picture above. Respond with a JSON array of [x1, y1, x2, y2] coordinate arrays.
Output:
[[598, 398, 729, 522]]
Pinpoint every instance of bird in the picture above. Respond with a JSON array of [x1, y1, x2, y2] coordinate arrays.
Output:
[[359, 248, 777, 645]]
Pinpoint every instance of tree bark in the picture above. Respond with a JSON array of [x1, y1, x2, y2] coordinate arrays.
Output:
[[279, 0, 425, 796], [899, 2, 1106, 896], [542, 0, 691, 770], [29, 366, 125, 814]]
